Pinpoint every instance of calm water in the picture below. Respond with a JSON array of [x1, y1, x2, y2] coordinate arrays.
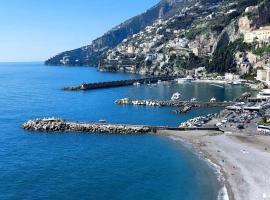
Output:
[[0, 63, 249, 200]]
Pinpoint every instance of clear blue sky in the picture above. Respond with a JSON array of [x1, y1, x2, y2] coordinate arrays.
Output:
[[0, 0, 159, 62]]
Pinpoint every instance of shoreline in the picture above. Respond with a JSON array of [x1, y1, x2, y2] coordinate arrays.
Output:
[[165, 133, 231, 200], [158, 129, 270, 200]]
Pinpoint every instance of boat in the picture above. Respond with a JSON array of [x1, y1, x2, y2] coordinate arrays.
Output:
[[171, 92, 181, 101], [157, 80, 162, 84], [190, 97, 197, 102], [177, 76, 194, 83], [232, 80, 242, 85], [133, 82, 141, 86], [98, 119, 107, 124], [210, 97, 217, 102]]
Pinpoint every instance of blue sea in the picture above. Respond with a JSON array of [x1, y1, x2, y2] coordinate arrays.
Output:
[[0, 63, 249, 200]]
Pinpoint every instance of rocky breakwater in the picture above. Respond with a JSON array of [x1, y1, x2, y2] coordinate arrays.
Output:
[[115, 98, 233, 114], [115, 98, 183, 107], [22, 118, 152, 134], [179, 114, 217, 128]]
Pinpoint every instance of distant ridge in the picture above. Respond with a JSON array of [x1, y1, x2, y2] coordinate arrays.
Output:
[[45, 0, 187, 66]]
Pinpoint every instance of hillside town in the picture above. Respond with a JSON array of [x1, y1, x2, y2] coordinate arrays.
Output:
[[99, 0, 270, 83]]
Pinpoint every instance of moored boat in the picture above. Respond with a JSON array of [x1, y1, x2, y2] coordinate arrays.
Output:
[[191, 97, 197, 102], [210, 97, 217, 102], [171, 92, 181, 101]]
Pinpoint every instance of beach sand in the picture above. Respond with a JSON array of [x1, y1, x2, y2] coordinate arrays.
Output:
[[158, 130, 270, 200]]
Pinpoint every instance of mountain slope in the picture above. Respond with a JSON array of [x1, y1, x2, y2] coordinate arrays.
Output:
[[45, 0, 189, 66], [98, 0, 270, 76]]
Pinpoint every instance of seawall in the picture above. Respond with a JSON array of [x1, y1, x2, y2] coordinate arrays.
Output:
[[22, 118, 221, 134], [63, 76, 178, 91], [115, 98, 233, 113]]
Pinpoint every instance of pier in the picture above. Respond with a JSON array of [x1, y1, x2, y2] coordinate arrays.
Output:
[[115, 98, 234, 113], [22, 118, 220, 134], [63, 76, 178, 91]]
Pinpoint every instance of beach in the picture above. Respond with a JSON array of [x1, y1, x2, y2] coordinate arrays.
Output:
[[158, 129, 270, 200]]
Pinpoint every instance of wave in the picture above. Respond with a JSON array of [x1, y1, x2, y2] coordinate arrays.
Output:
[[167, 136, 229, 200], [210, 84, 225, 88], [205, 158, 229, 200]]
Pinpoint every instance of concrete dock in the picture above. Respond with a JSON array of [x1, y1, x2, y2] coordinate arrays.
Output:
[[63, 76, 178, 91]]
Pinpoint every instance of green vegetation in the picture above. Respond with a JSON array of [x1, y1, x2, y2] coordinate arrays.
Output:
[[259, 117, 270, 126], [172, 53, 209, 70], [253, 44, 270, 56], [240, 72, 256, 81], [206, 38, 254, 74]]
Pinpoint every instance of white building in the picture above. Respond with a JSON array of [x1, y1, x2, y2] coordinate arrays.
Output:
[[244, 26, 270, 43], [127, 45, 135, 54], [225, 73, 240, 81], [257, 67, 270, 85]]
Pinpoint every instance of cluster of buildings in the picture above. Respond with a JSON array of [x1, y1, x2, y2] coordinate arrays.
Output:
[[99, 0, 224, 75], [244, 26, 270, 43]]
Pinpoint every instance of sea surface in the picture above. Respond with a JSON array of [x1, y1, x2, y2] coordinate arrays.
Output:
[[0, 63, 249, 200]]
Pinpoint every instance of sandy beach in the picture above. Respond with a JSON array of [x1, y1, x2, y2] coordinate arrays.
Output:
[[158, 130, 270, 200]]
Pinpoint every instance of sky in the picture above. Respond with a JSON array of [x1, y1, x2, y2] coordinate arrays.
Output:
[[0, 0, 159, 62]]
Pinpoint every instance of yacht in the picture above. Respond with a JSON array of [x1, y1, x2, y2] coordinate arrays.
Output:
[[210, 97, 217, 102], [133, 82, 141, 86], [171, 92, 181, 101], [98, 119, 107, 124], [191, 97, 197, 102], [177, 76, 194, 83], [232, 80, 242, 85]]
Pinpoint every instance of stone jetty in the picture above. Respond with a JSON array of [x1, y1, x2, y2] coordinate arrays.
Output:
[[115, 98, 233, 113], [22, 118, 152, 134], [179, 113, 217, 128], [22, 118, 221, 134], [63, 76, 178, 91]]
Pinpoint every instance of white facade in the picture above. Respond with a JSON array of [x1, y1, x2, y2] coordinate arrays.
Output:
[[225, 73, 240, 81], [244, 26, 270, 43], [257, 67, 270, 85]]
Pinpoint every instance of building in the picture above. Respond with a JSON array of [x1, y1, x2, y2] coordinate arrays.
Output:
[[195, 67, 206, 77], [127, 45, 135, 54], [257, 67, 270, 85], [244, 26, 270, 43], [225, 73, 240, 81]]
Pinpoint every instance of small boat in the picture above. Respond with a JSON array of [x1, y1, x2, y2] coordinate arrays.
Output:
[[157, 80, 162, 84], [232, 80, 242, 85], [98, 119, 107, 124], [133, 82, 141, 86], [191, 97, 197, 102], [171, 92, 181, 101], [177, 76, 194, 83], [210, 97, 217, 102]]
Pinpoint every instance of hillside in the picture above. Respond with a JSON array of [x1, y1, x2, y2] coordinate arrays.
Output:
[[99, 0, 270, 76], [45, 0, 190, 66], [45, 0, 270, 77]]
